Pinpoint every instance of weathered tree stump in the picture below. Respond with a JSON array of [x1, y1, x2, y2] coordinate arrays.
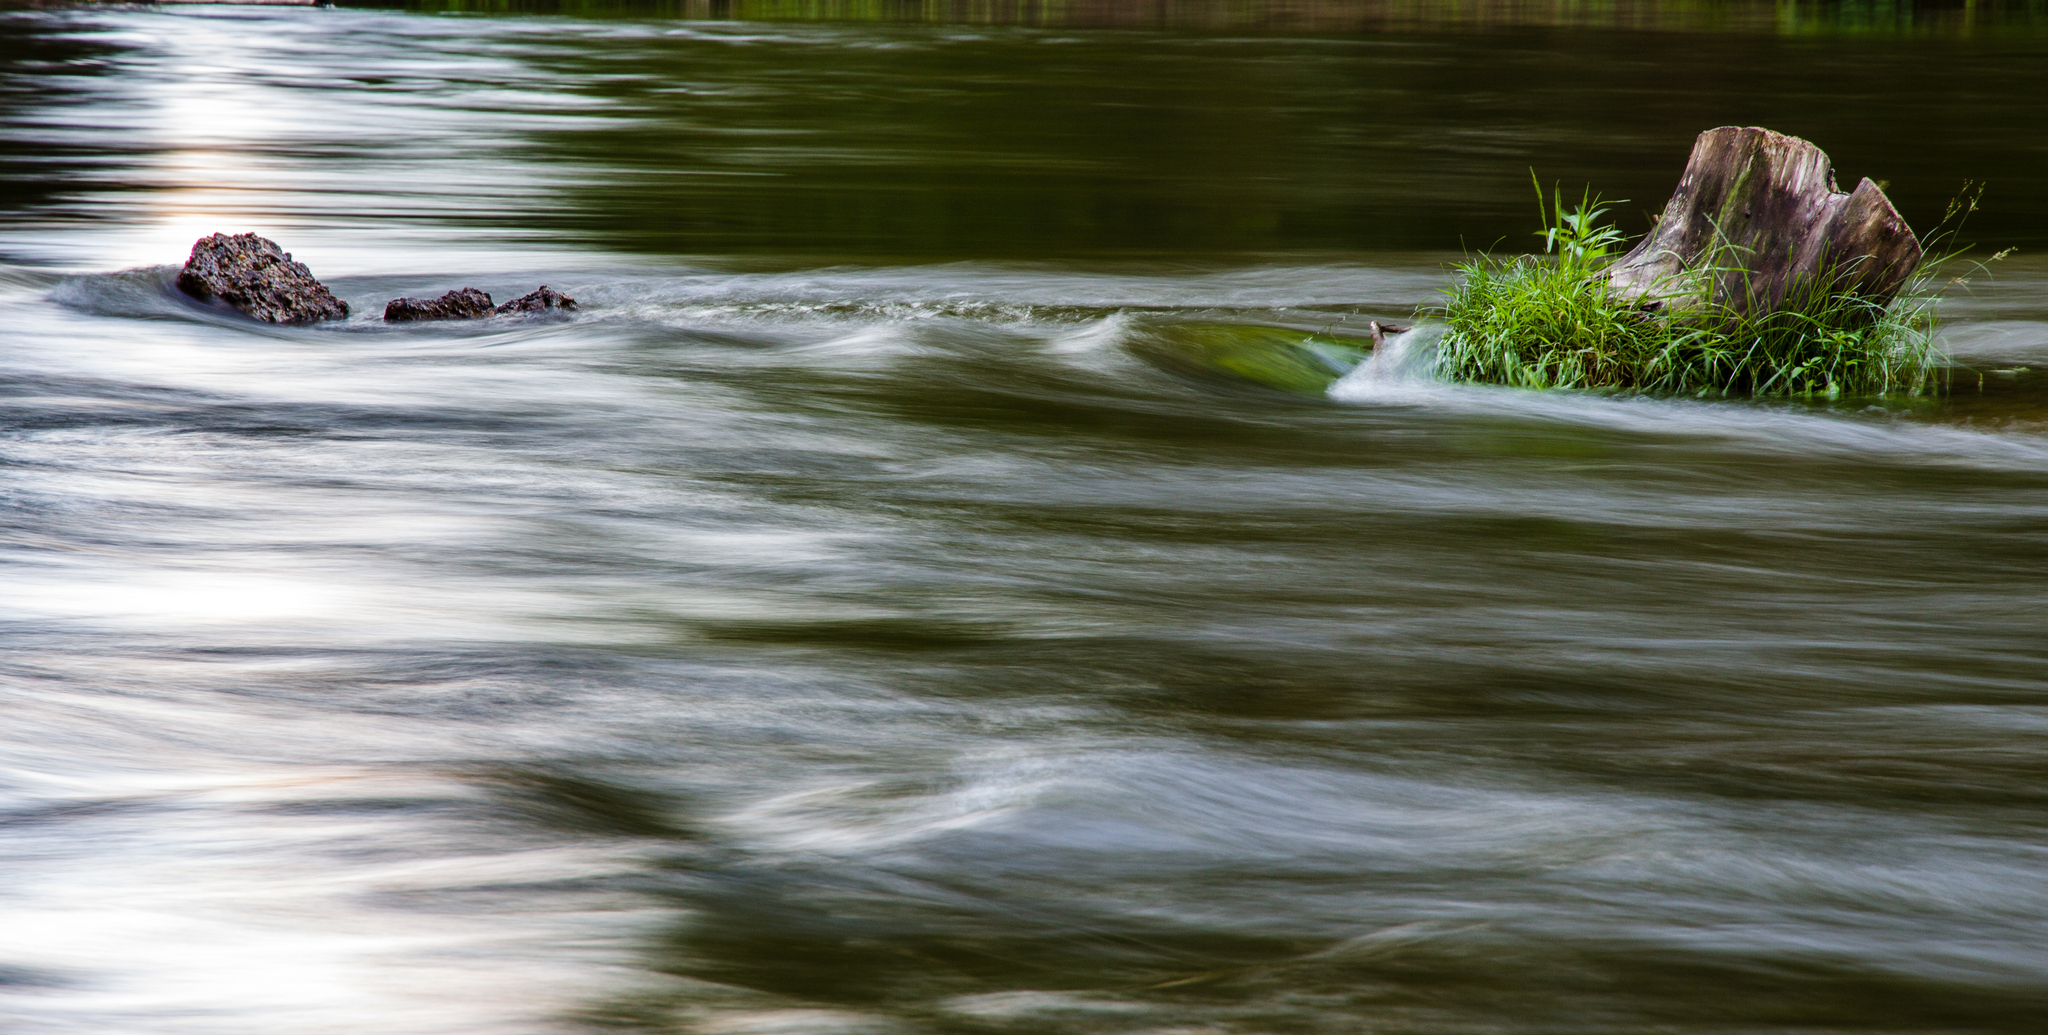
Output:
[[177, 233, 349, 324], [1606, 127, 1922, 315]]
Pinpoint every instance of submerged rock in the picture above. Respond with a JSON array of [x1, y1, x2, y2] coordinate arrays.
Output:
[[495, 286, 576, 315], [176, 233, 349, 324], [1133, 322, 1373, 397], [385, 288, 495, 322]]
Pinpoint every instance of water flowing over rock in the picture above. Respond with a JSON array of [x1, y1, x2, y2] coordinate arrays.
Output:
[[176, 233, 349, 324], [1606, 127, 1922, 313], [385, 288, 495, 322], [381, 286, 577, 322], [495, 286, 576, 314]]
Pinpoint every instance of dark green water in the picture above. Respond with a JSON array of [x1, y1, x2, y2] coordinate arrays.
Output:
[[3, 4, 2048, 1033]]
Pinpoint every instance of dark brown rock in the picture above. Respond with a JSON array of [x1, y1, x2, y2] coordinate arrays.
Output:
[[1607, 127, 1922, 315], [384, 288, 495, 322], [494, 286, 576, 315], [176, 233, 349, 324]]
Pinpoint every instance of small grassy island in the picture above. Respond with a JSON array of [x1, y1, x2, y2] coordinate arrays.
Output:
[[1436, 127, 1986, 400], [1435, 183, 1947, 399], [1155, 127, 1999, 403]]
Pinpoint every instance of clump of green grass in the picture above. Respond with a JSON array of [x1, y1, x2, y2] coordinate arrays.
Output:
[[1432, 180, 1990, 399]]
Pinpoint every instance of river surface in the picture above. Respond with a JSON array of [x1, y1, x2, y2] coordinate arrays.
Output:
[[4, 4, 2048, 1033]]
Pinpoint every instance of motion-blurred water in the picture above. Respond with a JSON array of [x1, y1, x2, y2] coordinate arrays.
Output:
[[4, 5, 2048, 1033]]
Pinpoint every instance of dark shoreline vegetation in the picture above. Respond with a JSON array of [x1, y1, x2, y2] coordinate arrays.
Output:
[[332, 0, 2048, 36], [1429, 188, 1994, 398]]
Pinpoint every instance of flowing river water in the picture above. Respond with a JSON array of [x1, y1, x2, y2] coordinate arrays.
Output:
[[4, 4, 2048, 1033]]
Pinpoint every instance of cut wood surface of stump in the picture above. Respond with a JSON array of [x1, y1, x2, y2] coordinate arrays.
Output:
[[1606, 127, 1922, 314]]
